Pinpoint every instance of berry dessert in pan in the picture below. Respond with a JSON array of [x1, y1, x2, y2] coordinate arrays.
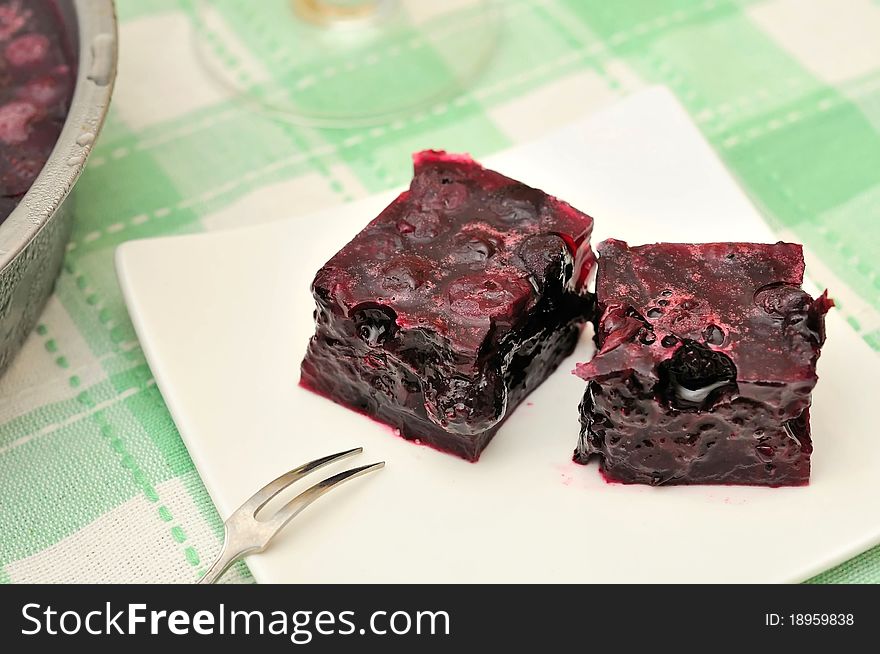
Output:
[[574, 239, 833, 486], [0, 0, 74, 223], [301, 150, 596, 460]]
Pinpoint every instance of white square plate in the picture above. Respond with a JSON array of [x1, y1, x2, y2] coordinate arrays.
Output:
[[117, 88, 880, 583]]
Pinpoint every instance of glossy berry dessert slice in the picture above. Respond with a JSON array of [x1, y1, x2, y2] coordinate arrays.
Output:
[[574, 239, 832, 486], [301, 150, 596, 460]]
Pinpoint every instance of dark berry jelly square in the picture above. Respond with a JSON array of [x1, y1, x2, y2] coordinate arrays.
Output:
[[301, 150, 596, 460], [574, 239, 833, 486]]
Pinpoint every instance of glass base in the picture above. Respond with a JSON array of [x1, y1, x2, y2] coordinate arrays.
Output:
[[193, 0, 501, 128]]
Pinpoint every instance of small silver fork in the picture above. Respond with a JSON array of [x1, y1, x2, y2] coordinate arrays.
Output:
[[198, 447, 384, 584]]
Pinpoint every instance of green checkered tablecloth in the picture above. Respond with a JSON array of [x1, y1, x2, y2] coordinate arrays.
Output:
[[1, 0, 879, 584]]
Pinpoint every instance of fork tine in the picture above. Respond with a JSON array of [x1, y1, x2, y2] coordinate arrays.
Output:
[[264, 461, 385, 539], [238, 447, 364, 517]]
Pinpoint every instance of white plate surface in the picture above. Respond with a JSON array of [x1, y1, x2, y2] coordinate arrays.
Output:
[[117, 88, 880, 583]]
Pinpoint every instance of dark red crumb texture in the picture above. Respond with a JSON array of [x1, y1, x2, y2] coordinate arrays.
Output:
[[301, 150, 595, 460], [574, 239, 833, 487], [0, 0, 75, 223]]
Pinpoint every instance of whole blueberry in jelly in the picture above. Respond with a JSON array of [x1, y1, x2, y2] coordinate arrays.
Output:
[[301, 150, 596, 460]]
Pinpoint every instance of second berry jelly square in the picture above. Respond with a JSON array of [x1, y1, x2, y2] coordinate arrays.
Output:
[[301, 151, 596, 461], [575, 239, 832, 486]]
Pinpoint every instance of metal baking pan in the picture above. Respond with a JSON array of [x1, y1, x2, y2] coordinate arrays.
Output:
[[0, 0, 117, 375]]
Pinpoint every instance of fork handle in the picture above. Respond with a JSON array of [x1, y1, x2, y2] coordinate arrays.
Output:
[[197, 546, 242, 584]]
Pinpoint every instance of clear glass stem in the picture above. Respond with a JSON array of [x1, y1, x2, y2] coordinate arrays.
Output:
[[292, 0, 394, 25]]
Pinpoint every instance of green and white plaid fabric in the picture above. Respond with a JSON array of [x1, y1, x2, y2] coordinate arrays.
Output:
[[1, 0, 878, 583]]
